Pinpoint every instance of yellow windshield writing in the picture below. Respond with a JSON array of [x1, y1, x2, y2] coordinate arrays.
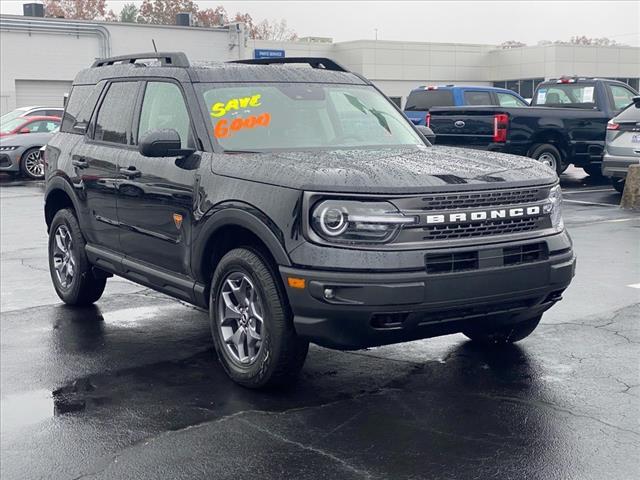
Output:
[[210, 95, 262, 118]]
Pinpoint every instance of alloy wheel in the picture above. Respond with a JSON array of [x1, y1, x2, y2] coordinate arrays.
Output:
[[24, 150, 45, 179], [52, 224, 75, 288], [218, 272, 265, 365]]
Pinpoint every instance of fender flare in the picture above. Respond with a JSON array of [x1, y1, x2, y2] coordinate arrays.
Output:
[[192, 206, 292, 283], [44, 175, 83, 229]]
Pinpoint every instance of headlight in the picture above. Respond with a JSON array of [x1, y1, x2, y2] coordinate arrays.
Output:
[[311, 200, 417, 244], [543, 184, 563, 230], [0, 146, 19, 151]]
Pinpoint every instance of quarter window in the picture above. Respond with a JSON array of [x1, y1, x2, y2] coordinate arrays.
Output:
[[138, 82, 192, 148], [94, 82, 139, 144]]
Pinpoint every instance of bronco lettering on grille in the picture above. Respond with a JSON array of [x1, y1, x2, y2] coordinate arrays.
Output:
[[425, 205, 542, 224]]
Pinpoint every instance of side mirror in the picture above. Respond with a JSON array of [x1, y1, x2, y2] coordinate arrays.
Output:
[[415, 125, 436, 144], [18, 127, 30, 134], [138, 129, 194, 158]]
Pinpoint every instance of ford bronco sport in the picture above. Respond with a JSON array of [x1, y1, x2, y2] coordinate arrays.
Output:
[[44, 53, 575, 388]]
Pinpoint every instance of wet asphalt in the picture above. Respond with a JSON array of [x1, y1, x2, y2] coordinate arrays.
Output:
[[0, 167, 638, 480]]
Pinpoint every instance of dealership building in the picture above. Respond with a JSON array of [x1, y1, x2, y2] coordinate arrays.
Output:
[[1, 11, 639, 112]]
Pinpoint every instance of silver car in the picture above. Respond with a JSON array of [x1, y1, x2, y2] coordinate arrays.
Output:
[[602, 96, 640, 193], [0, 129, 58, 180]]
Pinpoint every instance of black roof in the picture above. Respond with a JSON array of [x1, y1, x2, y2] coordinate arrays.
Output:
[[74, 52, 368, 86]]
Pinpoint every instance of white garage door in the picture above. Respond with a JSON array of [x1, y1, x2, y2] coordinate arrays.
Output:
[[15, 80, 72, 108]]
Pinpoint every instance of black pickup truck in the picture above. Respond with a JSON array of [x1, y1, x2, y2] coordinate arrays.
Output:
[[428, 78, 638, 175]]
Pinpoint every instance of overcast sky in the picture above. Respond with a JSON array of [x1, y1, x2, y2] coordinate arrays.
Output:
[[2, 1, 639, 46]]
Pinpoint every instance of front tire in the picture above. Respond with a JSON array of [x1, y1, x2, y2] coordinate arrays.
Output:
[[582, 164, 604, 178], [463, 315, 542, 345], [529, 144, 567, 176], [612, 178, 626, 194], [20, 147, 45, 180], [48, 209, 106, 305], [210, 248, 308, 389]]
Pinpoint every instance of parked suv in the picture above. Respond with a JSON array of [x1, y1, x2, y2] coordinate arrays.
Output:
[[44, 53, 575, 388], [602, 96, 640, 193]]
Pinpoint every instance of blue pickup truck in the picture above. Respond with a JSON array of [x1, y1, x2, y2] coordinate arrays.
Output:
[[404, 85, 528, 126]]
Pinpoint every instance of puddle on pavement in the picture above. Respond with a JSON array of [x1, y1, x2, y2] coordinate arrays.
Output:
[[1, 389, 53, 433], [101, 305, 188, 326]]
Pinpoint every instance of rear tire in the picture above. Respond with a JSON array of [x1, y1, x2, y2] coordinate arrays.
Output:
[[463, 315, 542, 345], [210, 247, 308, 389], [582, 164, 604, 177], [48, 209, 106, 306], [529, 144, 567, 176], [612, 178, 626, 194]]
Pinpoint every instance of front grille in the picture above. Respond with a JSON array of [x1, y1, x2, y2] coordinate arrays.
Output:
[[416, 188, 546, 211], [422, 217, 541, 241], [426, 251, 478, 274], [504, 243, 548, 266]]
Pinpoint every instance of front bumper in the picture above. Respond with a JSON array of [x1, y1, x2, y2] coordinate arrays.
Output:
[[0, 151, 21, 172], [602, 153, 639, 179], [280, 232, 575, 349]]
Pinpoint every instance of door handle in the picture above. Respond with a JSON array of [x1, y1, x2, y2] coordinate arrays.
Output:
[[119, 166, 141, 178], [72, 158, 88, 169]]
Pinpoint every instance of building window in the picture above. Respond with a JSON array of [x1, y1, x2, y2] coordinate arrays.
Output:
[[493, 78, 545, 99], [389, 96, 402, 108]]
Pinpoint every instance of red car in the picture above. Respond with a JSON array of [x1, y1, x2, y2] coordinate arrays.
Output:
[[0, 116, 61, 138]]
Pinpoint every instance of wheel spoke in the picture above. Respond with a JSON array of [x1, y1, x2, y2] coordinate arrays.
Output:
[[55, 231, 66, 253]]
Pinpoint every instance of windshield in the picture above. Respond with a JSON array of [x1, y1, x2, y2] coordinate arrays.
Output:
[[532, 83, 596, 108], [0, 108, 29, 126], [200, 83, 424, 151], [0, 118, 26, 134]]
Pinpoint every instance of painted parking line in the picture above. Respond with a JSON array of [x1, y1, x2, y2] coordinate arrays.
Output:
[[563, 199, 618, 207], [627, 283, 640, 289]]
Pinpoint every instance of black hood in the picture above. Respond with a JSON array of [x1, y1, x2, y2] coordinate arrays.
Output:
[[212, 145, 557, 194]]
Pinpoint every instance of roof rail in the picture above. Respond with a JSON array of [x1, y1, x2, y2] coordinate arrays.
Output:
[[231, 57, 349, 73], [91, 52, 190, 68]]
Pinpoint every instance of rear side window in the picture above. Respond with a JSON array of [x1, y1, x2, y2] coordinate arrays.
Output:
[[94, 82, 139, 144], [463, 91, 493, 106], [61, 85, 100, 134], [404, 90, 454, 111], [497, 92, 527, 107], [607, 84, 636, 111], [25, 119, 60, 133]]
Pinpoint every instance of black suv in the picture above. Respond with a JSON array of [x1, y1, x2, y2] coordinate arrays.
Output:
[[44, 53, 575, 388]]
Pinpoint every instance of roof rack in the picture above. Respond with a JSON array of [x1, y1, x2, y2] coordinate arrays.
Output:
[[91, 52, 190, 68], [231, 57, 349, 73]]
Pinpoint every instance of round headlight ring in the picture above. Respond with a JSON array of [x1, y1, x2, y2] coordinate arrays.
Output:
[[319, 206, 348, 237]]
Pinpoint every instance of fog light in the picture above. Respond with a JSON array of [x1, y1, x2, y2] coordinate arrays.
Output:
[[324, 288, 335, 299]]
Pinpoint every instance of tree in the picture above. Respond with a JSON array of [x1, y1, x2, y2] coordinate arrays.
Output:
[[499, 40, 527, 49], [538, 36, 619, 46], [241, 17, 298, 41], [43, 0, 108, 20], [119, 2, 139, 23], [195, 6, 228, 27]]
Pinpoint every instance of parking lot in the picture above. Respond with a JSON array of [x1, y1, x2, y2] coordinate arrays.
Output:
[[0, 167, 638, 480]]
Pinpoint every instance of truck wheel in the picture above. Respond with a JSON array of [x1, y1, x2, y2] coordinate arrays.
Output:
[[529, 144, 566, 176], [582, 164, 604, 178], [463, 315, 542, 345], [210, 248, 309, 389], [612, 178, 625, 194], [48, 209, 106, 305]]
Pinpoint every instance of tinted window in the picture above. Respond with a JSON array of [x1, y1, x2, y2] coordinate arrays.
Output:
[[94, 82, 138, 144], [138, 82, 192, 148], [61, 85, 101, 134], [497, 92, 527, 107], [28, 110, 48, 117], [463, 91, 493, 106], [45, 109, 63, 117], [404, 90, 454, 111], [608, 84, 636, 111]]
